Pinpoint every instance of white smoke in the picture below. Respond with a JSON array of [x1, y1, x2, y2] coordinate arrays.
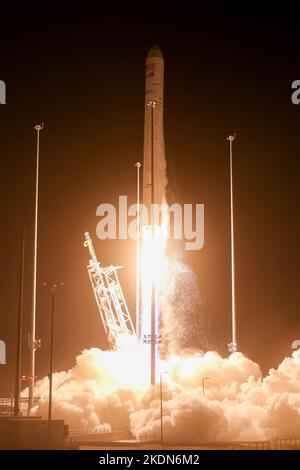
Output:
[[159, 255, 212, 356], [29, 346, 300, 442]]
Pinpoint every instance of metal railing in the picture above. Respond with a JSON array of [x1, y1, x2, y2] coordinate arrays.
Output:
[[137, 434, 156, 443], [0, 397, 40, 415], [0, 397, 40, 405], [68, 426, 112, 437], [134, 437, 300, 449], [65, 426, 129, 449]]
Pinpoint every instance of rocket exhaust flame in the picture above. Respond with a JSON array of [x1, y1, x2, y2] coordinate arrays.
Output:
[[140, 224, 168, 383]]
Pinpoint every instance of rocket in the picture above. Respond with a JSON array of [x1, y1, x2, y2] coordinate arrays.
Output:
[[143, 45, 167, 214], [142, 45, 167, 385]]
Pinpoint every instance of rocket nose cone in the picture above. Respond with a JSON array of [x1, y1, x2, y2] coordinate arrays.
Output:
[[147, 45, 163, 58]]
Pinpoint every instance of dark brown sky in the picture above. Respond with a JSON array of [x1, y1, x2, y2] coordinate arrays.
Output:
[[0, 1, 299, 396]]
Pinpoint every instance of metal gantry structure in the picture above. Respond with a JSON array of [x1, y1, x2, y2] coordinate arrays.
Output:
[[84, 232, 137, 350]]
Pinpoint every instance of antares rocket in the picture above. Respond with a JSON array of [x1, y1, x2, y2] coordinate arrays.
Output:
[[142, 45, 167, 385], [84, 46, 167, 383]]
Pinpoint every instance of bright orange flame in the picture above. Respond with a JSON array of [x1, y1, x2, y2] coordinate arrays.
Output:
[[141, 225, 167, 283], [140, 224, 168, 372]]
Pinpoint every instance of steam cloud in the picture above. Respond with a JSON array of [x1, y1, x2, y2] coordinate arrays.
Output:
[[30, 347, 300, 442]]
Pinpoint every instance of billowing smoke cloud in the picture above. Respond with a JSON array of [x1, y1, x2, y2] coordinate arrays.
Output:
[[29, 347, 300, 442]]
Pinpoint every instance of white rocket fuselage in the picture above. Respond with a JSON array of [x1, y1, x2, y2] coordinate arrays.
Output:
[[143, 45, 167, 214], [141, 45, 166, 386]]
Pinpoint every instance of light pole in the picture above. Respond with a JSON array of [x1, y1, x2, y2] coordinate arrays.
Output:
[[227, 133, 238, 354], [135, 162, 142, 339], [14, 230, 25, 416], [202, 376, 210, 396], [160, 371, 170, 447], [43, 281, 64, 448], [28, 123, 44, 412]]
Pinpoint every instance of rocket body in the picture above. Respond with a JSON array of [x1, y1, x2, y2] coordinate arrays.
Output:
[[143, 45, 167, 214], [141, 45, 167, 385]]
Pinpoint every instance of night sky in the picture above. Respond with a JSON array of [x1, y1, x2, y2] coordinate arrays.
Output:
[[0, 1, 299, 396]]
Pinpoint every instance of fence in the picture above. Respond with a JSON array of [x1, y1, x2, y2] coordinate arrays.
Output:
[[0, 397, 40, 415], [65, 426, 130, 449], [137, 434, 156, 443], [134, 436, 300, 449], [68, 425, 111, 437]]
